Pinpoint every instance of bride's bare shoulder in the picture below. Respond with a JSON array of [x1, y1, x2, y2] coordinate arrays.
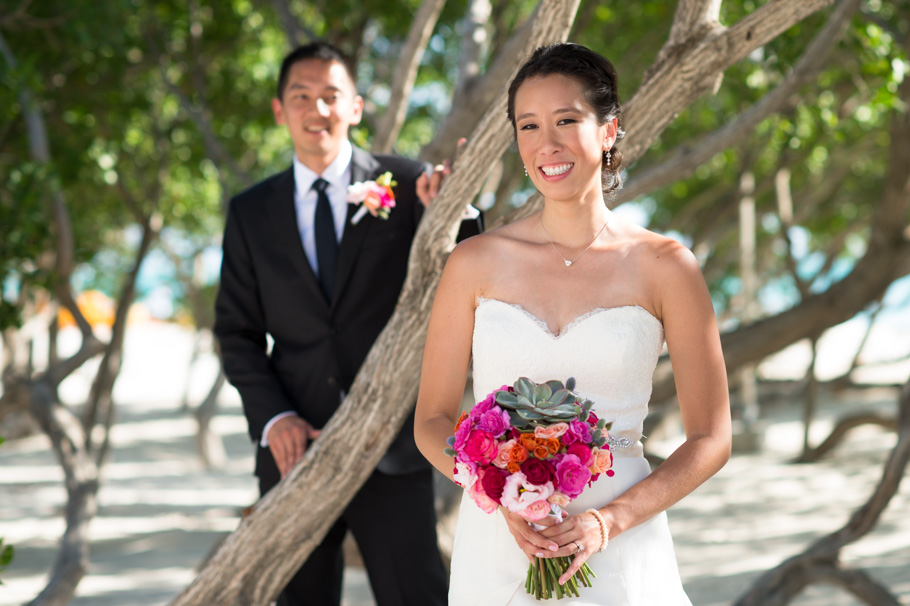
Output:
[[447, 215, 537, 269]]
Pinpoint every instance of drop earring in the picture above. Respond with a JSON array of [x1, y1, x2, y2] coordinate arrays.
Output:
[[604, 150, 612, 168], [523, 165, 528, 177]]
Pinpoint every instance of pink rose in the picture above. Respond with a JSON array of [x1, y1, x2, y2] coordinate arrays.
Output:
[[554, 454, 591, 498], [500, 472, 554, 513], [492, 439, 517, 469], [453, 461, 478, 488], [480, 467, 508, 503], [534, 423, 569, 440], [453, 416, 474, 453], [548, 491, 571, 508], [566, 419, 592, 444], [567, 443, 593, 467], [476, 406, 511, 438], [590, 448, 613, 474], [463, 430, 499, 464], [520, 458, 554, 486], [471, 390, 498, 418], [519, 499, 553, 521], [468, 479, 498, 513]]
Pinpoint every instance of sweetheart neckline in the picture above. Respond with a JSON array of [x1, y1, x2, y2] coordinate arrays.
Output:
[[475, 296, 662, 340]]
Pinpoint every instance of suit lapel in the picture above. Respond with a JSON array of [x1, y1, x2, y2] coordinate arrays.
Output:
[[266, 167, 329, 310], [332, 147, 380, 303]]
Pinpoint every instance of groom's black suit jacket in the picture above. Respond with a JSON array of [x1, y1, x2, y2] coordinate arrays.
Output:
[[215, 146, 479, 488]]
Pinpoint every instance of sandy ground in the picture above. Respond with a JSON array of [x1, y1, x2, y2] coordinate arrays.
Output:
[[1, 322, 909, 605]]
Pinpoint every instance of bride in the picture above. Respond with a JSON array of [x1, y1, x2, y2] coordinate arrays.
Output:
[[415, 43, 731, 605]]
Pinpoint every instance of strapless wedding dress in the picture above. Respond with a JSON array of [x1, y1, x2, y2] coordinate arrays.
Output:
[[448, 298, 691, 606]]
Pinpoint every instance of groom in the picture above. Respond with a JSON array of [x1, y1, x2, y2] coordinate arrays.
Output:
[[214, 42, 480, 605]]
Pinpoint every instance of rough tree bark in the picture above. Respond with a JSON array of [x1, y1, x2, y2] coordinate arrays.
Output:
[[169, 0, 583, 603], [371, 0, 448, 154], [735, 379, 910, 606]]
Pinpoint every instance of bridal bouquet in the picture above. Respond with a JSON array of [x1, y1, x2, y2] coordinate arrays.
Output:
[[445, 377, 615, 600]]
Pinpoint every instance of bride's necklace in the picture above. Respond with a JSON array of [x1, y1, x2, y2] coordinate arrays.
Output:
[[539, 212, 610, 267]]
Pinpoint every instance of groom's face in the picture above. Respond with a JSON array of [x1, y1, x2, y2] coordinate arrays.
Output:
[[272, 58, 363, 174]]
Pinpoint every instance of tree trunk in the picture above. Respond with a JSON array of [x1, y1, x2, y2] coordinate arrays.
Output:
[[169, 0, 583, 603]]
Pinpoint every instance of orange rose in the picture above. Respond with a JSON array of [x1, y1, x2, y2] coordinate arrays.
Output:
[[507, 461, 521, 474], [454, 411, 469, 432], [533, 444, 550, 459], [519, 433, 539, 452], [509, 443, 529, 464], [545, 438, 561, 454]]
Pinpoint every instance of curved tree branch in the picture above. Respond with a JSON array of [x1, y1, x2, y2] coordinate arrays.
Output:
[[371, 0, 447, 154], [615, 0, 860, 205]]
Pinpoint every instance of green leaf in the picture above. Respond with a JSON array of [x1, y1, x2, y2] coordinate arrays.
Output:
[[550, 389, 570, 405], [516, 395, 534, 408], [534, 383, 552, 402], [566, 377, 576, 391], [496, 391, 519, 406], [545, 380, 565, 394], [516, 409, 546, 420], [443, 447, 456, 457], [516, 377, 535, 400]]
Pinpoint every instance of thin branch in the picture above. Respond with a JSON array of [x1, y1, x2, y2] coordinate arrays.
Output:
[[269, 0, 315, 48], [371, 0, 447, 154]]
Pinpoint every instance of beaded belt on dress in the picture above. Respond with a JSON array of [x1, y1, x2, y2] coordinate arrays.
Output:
[[605, 434, 639, 456]]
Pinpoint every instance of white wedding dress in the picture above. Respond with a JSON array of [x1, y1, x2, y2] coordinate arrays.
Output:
[[448, 297, 691, 606]]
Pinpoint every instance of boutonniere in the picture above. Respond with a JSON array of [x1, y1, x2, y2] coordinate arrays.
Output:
[[346, 171, 397, 225]]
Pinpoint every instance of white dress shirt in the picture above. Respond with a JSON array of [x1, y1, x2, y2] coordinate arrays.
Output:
[[261, 141, 353, 447]]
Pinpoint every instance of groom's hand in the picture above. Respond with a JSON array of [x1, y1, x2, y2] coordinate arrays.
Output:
[[416, 160, 451, 207], [268, 416, 322, 479], [416, 138, 467, 206]]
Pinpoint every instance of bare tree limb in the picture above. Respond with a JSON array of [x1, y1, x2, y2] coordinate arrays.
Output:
[[371, 0, 447, 154], [268, 0, 315, 48], [734, 379, 910, 606], [452, 0, 492, 108], [26, 382, 98, 606], [623, 0, 836, 167], [615, 0, 860, 205], [420, 15, 534, 163]]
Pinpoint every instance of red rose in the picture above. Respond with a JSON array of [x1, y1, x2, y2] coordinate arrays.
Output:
[[586, 411, 599, 427], [480, 467, 508, 503], [521, 458, 554, 486]]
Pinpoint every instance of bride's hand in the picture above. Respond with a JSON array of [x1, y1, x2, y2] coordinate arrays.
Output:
[[538, 510, 609, 584], [499, 508, 563, 561]]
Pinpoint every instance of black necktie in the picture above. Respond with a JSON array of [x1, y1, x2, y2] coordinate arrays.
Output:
[[312, 178, 338, 300]]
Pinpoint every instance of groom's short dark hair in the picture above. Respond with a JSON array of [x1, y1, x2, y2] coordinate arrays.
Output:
[[276, 41, 357, 99]]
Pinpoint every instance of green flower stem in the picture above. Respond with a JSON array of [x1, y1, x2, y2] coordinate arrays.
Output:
[[525, 557, 596, 600]]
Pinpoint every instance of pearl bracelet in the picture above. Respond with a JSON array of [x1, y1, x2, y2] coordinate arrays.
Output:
[[586, 508, 609, 552]]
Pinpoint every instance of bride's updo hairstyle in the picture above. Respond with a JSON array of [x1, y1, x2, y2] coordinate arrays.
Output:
[[507, 43, 625, 195]]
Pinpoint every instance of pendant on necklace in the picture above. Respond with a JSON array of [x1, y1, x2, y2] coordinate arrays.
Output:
[[564, 260, 572, 267]]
